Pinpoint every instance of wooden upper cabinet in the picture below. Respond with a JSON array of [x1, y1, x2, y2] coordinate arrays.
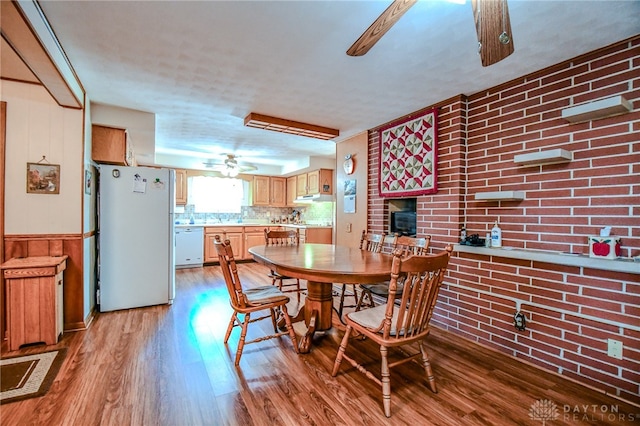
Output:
[[252, 176, 286, 207], [252, 175, 271, 206], [297, 169, 334, 196], [270, 177, 286, 207], [175, 169, 187, 205], [286, 176, 297, 207], [91, 124, 134, 165], [296, 173, 308, 197]]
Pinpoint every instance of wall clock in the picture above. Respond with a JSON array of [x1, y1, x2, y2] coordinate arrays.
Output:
[[343, 154, 354, 175]]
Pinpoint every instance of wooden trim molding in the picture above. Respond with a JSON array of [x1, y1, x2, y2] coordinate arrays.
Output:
[[1, 101, 6, 340]]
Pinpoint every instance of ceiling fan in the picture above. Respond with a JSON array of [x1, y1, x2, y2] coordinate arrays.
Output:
[[202, 154, 258, 177], [346, 0, 514, 67]]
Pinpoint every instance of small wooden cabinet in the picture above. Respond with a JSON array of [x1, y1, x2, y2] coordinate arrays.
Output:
[[2, 256, 68, 351], [296, 169, 334, 196], [175, 169, 187, 205], [91, 124, 135, 165]]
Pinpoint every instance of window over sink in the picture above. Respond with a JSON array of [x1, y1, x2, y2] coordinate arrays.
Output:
[[188, 176, 244, 213]]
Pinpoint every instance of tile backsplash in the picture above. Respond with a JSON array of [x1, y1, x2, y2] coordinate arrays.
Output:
[[175, 202, 334, 225]]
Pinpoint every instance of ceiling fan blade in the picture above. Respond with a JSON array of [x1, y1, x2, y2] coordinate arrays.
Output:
[[472, 0, 514, 66], [347, 0, 417, 57]]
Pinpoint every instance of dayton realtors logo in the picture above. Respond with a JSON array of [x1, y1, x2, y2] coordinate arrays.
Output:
[[529, 399, 638, 424]]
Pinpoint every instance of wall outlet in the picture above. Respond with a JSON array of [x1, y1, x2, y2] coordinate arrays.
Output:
[[607, 339, 623, 360]]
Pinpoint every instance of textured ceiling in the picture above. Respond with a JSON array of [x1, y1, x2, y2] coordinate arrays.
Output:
[[34, 0, 640, 175]]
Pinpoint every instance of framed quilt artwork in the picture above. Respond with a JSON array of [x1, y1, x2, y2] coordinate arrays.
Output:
[[379, 109, 438, 197]]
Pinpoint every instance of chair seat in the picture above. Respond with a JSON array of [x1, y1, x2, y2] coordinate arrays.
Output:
[[360, 282, 403, 297], [245, 285, 290, 305], [346, 305, 409, 336]]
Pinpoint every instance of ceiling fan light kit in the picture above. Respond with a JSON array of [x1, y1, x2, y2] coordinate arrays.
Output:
[[244, 112, 339, 140], [202, 154, 257, 177]]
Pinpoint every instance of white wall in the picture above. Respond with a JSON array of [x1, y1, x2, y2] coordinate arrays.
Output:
[[2, 80, 83, 234], [335, 132, 368, 248]]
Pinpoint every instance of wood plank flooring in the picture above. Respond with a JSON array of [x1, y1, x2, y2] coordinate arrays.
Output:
[[1, 262, 638, 425]]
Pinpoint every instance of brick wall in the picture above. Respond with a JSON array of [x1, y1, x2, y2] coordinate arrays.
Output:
[[367, 36, 640, 404]]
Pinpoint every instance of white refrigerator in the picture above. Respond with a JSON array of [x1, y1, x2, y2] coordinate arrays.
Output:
[[98, 165, 176, 312]]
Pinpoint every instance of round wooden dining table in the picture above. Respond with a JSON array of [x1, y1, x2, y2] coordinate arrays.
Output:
[[248, 243, 393, 353]]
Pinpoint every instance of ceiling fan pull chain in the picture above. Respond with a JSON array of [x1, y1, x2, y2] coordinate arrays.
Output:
[[499, 0, 510, 45]]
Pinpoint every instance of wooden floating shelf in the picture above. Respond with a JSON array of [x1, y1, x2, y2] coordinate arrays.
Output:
[[514, 148, 573, 166], [561, 95, 632, 123], [474, 191, 525, 201]]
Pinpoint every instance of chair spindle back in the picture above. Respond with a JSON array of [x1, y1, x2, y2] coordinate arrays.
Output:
[[213, 234, 249, 309], [393, 235, 431, 256], [382, 246, 453, 340], [265, 228, 300, 247], [359, 230, 386, 253]]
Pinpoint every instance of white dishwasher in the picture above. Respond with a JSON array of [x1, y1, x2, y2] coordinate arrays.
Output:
[[175, 226, 204, 268]]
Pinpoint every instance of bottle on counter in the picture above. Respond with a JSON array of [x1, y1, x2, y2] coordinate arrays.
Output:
[[460, 224, 467, 243], [491, 221, 502, 248]]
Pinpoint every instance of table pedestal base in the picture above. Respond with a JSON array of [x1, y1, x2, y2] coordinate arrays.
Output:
[[286, 280, 334, 353]]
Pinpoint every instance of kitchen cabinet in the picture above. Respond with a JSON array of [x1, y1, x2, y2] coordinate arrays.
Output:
[[296, 169, 333, 196], [175, 169, 187, 205], [284, 226, 332, 244], [253, 176, 270, 205], [205, 227, 242, 262], [1, 255, 67, 351], [91, 124, 135, 166], [271, 177, 287, 206], [296, 173, 308, 197], [306, 227, 332, 244], [252, 176, 286, 207], [286, 176, 297, 207], [244, 226, 267, 259]]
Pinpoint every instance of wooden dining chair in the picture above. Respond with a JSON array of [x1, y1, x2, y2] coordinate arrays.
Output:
[[332, 245, 453, 417], [336, 230, 387, 319], [264, 228, 302, 294], [356, 234, 432, 311], [213, 235, 299, 366]]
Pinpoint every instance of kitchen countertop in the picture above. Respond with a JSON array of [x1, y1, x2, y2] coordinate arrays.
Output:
[[175, 222, 332, 229]]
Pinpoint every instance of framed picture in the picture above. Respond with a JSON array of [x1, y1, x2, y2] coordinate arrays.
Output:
[[26, 162, 60, 194], [85, 170, 92, 195], [379, 108, 438, 197]]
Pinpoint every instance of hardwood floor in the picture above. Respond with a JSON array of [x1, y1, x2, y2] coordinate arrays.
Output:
[[1, 262, 638, 425]]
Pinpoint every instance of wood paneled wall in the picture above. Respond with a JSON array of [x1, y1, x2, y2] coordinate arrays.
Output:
[[366, 36, 640, 404], [3, 234, 87, 331]]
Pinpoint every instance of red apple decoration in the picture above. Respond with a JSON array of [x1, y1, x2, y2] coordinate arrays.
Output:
[[591, 239, 611, 256]]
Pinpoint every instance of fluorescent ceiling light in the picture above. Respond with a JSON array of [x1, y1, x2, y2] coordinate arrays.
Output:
[[244, 113, 339, 140]]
